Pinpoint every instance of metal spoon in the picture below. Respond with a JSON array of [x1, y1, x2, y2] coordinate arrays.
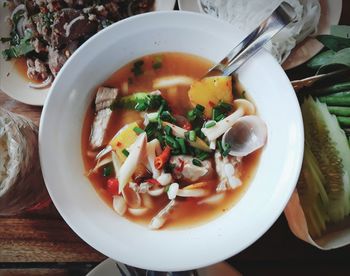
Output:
[[204, 1, 297, 77]]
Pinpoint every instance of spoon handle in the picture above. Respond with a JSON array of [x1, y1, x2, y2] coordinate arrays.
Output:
[[205, 1, 297, 77]]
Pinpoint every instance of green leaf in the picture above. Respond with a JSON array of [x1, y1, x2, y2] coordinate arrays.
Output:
[[318, 48, 350, 74], [317, 35, 350, 52], [1, 30, 34, 60], [307, 50, 336, 69], [331, 25, 350, 38]]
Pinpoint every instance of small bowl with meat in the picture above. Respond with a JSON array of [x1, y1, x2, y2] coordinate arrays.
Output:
[[0, 0, 175, 105], [39, 11, 304, 271]]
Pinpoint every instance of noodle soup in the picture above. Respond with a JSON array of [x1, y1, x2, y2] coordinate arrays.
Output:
[[82, 52, 265, 229]]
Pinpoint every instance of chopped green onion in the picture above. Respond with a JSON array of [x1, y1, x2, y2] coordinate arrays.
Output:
[[152, 55, 163, 70], [197, 151, 209, 161], [217, 101, 232, 112], [189, 130, 196, 142], [165, 135, 179, 149], [215, 114, 225, 122], [122, 149, 129, 157], [176, 137, 187, 154], [205, 121, 216, 128], [103, 163, 113, 177], [222, 143, 231, 157], [131, 60, 144, 76], [187, 109, 197, 121], [192, 158, 202, 167], [217, 140, 224, 154], [133, 126, 144, 134], [135, 102, 147, 111], [164, 125, 172, 136], [195, 104, 205, 112], [145, 122, 158, 138], [160, 111, 176, 123]]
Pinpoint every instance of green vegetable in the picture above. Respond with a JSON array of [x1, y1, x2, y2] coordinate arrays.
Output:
[[122, 149, 129, 157], [297, 143, 329, 238], [317, 48, 350, 73], [164, 125, 172, 136], [2, 30, 34, 60], [133, 126, 144, 134], [301, 97, 350, 226], [308, 81, 350, 96], [131, 60, 144, 76], [188, 130, 196, 142], [160, 111, 176, 123], [192, 158, 202, 167], [196, 151, 209, 161], [222, 143, 231, 157], [152, 55, 163, 70], [307, 50, 336, 70], [176, 137, 187, 154], [103, 163, 114, 177], [318, 95, 350, 106], [330, 25, 350, 39], [317, 35, 350, 52], [165, 135, 179, 149], [336, 116, 350, 127], [328, 106, 350, 116], [205, 121, 216, 128], [115, 92, 164, 111]]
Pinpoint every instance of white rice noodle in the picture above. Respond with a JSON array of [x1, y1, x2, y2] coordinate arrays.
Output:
[[146, 139, 162, 178], [153, 76, 194, 89], [128, 207, 148, 216], [118, 133, 147, 193], [111, 151, 121, 178], [113, 195, 127, 216], [209, 139, 216, 150], [201, 108, 244, 141], [177, 188, 209, 198], [90, 155, 112, 174], [95, 145, 112, 160], [149, 200, 176, 230], [198, 193, 225, 205], [148, 187, 165, 197], [157, 172, 173, 186], [167, 183, 179, 200]]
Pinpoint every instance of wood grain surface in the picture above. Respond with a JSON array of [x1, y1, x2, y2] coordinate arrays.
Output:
[[1, 1, 350, 275]]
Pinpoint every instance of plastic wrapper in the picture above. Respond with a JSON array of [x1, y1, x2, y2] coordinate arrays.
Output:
[[285, 190, 350, 249], [0, 108, 48, 215]]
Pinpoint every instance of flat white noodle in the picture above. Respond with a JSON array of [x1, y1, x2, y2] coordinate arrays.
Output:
[[200, 0, 320, 63]]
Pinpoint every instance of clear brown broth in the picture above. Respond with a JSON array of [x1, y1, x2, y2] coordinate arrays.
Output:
[[82, 52, 261, 229]]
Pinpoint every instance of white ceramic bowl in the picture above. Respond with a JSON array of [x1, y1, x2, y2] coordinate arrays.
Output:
[[39, 11, 304, 271]]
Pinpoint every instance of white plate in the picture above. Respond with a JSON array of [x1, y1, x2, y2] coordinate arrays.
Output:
[[0, 0, 175, 106], [87, 259, 241, 276], [178, 0, 342, 70]]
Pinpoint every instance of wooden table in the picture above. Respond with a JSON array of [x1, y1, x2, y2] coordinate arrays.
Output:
[[1, 2, 350, 275]]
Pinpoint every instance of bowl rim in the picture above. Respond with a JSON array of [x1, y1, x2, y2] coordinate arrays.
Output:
[[39, 10, 304, 271]]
